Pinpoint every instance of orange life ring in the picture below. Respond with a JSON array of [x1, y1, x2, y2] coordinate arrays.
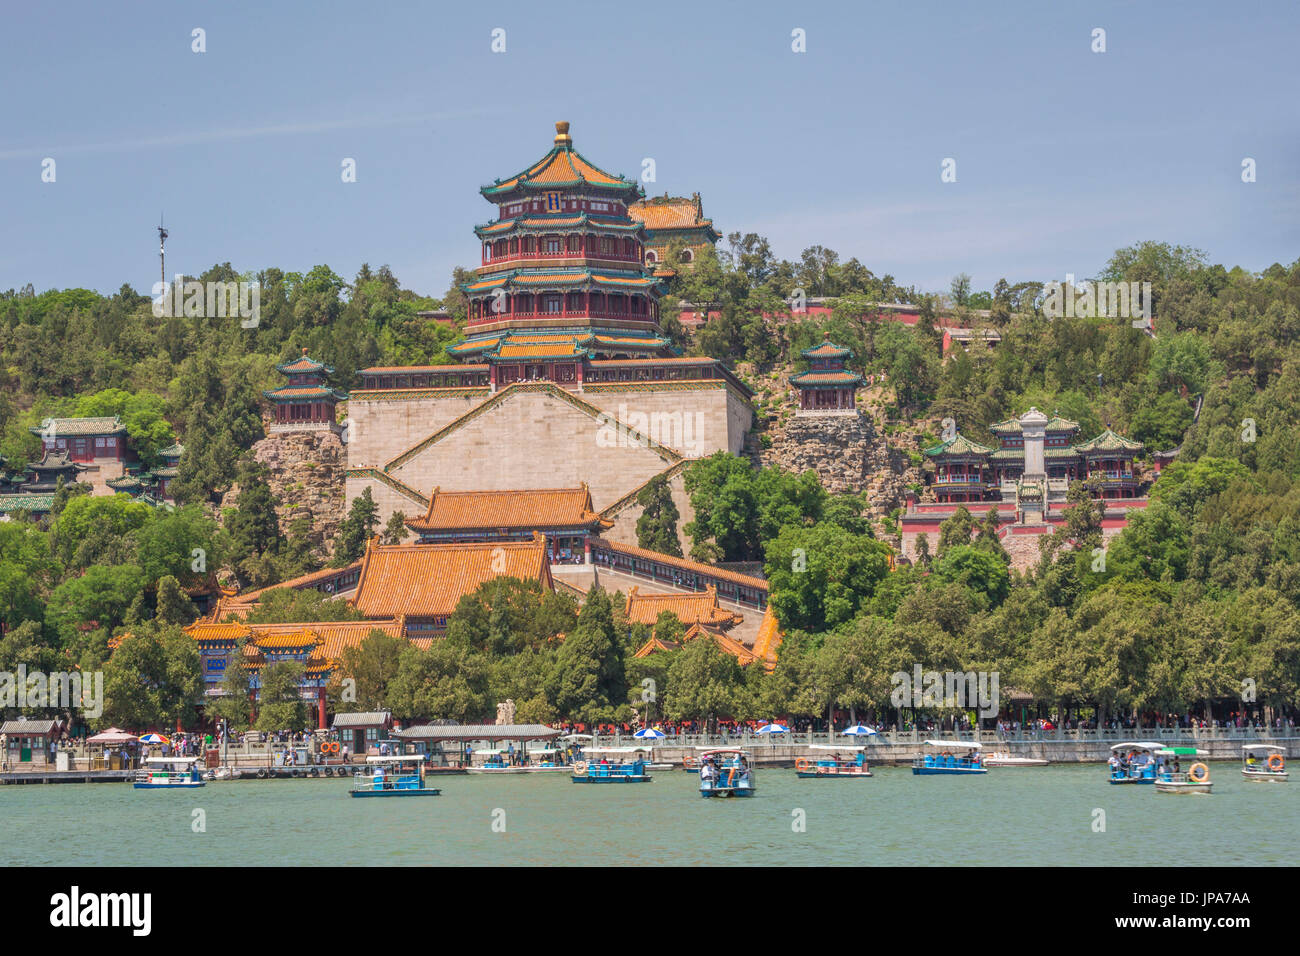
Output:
[[1188, 762, 1209, 783], [1267, 753, 1285, 771], [325, 741, 339, 754], [795, 757, 811, 771]]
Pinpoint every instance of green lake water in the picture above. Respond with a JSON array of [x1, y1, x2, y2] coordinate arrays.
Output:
[[2, 763, 1293, 866]]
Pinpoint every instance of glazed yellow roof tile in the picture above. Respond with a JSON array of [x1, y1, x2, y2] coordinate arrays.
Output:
[[627, 197, 711, 230], [496, 343, 587, 358], [623, 585, 742, 627], [351, 535, 552, 619], [407, 485, 608, 533]]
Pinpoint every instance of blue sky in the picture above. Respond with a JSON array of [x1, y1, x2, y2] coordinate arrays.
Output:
[[2, 0, 1297, 299]]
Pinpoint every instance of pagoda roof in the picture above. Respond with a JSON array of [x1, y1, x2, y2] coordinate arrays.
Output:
[[627, 194, 719, 238], [464, 268, 660, 294], [1074, 428, 1144, 453], [990, 446, 1083, 460], [277, 350, 333, 375], [30, 416, 126, 437], [624, 585, 742, 628], [106, 475, 147, 490], [446, 330, 673, 360], [406, 485, 612, 534], [989, 414, 1080, 434], [25, 449, 87, 473], [351, 534, 552, 619], [789, 370, 863, 387], [262, 385, 348, 401], [0, 493, 55, 513], [631, 622, 755, 665], [482, 122, 642, 200], [801, 336, 852, 359], [158, 442, 184, 458], [924, 432, 995, 457], [475, 213, 643, 238]]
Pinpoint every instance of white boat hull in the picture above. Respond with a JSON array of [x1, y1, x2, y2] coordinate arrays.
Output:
[[1242, 769, 1288, 782], [1154, 780, 1212, 794], [984, 754, 1048, 767]]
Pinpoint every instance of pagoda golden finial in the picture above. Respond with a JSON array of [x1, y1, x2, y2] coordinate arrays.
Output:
[[554, 121, 572, 146]]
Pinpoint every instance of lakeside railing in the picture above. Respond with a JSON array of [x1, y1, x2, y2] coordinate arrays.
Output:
[[588, 725, 1299, 750]]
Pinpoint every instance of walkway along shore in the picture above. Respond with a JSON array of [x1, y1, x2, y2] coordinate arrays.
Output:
[[4, 730, 1295, 782]]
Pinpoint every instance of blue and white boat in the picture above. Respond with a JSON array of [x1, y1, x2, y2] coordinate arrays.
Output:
[[134, 756, 205, 789], [1108, 742, 1161, 784], [698, 749, 756, 797], [350, 755, 441, 797], [911, 740, 987, 776], [571, 748, 653, 783], [795, 745, 872, 779]]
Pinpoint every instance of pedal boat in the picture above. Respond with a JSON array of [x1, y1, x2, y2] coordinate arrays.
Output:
[[698, 749, 756, 797], [1153, 748, 1213, 794], [1241, 744, 1288, 782], [571, 748, 653, 783], [134, 756, 206, 789], [911, 740, 987, 775], [795, 745, 872, 778], [350, 755, 441, 797], [1107, 742, 1162, 784]]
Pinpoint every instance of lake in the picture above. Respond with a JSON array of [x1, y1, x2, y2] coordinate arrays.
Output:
[[2, 763, 1292, 866]]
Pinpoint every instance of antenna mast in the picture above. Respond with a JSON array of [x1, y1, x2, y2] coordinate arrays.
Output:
[[158, 215, 169, 290]]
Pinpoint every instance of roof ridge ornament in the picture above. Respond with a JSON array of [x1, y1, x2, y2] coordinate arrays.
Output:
[[554, 120, 571, 147]]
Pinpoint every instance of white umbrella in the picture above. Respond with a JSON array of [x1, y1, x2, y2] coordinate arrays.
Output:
[[841, 725, 878, 737], [633, 728, 666, 739], [755, 723, 790, 735]]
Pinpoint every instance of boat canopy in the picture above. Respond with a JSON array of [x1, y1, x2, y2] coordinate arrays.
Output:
[[809, 745, 865, 752], [145, 756, 200, 764], [1156, 747, 1209, 756], [1242, 744, 1285, 753], [365, 754, 419, 763], [1110, 741, 1163, 751], [585, 747, 650, 754], [922, 740, 983, 750]]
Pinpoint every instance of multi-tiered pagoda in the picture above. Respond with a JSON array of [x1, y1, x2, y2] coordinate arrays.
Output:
[[446, 121, 682, 387]]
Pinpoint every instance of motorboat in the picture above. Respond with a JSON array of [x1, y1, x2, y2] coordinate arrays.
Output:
[[1153, 747, 1212, 794], [698, 749, 756, 797], [794, 745, 872, 778]]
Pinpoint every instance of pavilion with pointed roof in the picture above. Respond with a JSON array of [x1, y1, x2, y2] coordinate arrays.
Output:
[[791, 334, 863, 415], [264, 349, 347, 433]]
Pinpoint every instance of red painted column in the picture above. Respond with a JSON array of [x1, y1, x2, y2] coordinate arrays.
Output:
[[317, 689, 327, 730]]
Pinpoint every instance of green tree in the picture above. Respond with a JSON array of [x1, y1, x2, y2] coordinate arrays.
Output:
[[635, 474, 682, 556]]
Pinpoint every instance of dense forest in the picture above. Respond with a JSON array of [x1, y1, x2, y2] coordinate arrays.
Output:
[[2, 238, 1298, 730]]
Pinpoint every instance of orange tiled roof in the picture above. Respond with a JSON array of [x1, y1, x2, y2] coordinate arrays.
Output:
[[351, 534, 552, 619], [627, 195, 713, 231], [488, 125, 632, 194], [632, 635, 682, 658], [623, 585, 742, 628], [495, 343, 589, 359], [407, 485, 611, 533], [251, 619, 406, 663], [750, 606, 783, 672]]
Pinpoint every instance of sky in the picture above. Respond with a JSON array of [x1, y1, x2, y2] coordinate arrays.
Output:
[[2, 0, 1297, 299]]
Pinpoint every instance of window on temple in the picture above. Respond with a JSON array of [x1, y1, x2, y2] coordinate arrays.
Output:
[[546, 238, 561, 254]]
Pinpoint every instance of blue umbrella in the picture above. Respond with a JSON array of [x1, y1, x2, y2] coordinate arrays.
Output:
[[633, 728, 666, 739], [755, 723, 790, 735], [841, 725, 878, 736]]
